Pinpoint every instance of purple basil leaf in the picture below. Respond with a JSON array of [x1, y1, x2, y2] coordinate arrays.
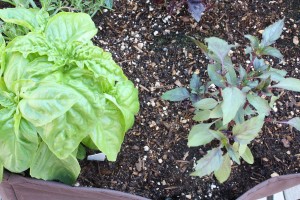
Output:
[[187, 0, 206, 22]]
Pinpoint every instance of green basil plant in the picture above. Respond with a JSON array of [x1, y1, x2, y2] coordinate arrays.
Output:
[[0, 8, 139, 184], [162, 19, 300, 183]]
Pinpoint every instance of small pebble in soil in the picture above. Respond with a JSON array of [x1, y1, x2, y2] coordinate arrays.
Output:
[[287, 150, 291, 155], [211, 184, 217, 190], [271, 172, 279, 177], [143, 145, 150, 152], [74, 182, 80, 187], [158, 158, 163, 163], [185, 194, 192, 199]]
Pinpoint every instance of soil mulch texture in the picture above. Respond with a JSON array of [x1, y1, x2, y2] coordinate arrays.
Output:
[[2, 0, 299, 199], [77, 0, 300, 199]]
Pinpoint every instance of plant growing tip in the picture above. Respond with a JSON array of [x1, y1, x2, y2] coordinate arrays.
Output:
[[162, 19, 299, 183]]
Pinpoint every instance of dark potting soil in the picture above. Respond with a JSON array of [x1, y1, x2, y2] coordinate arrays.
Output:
[[78, 1, 300, 199], [1, 0, 299, 199]]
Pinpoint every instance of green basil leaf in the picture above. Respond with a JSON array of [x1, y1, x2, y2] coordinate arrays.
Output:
[[226, 145, 240, 164], [191, 148, 223, 177], [0, 8, 40, 31], [162, 87, 190, 101], [222, 87, 246, 125], [193, 110, 210, 121], [190, 73, 201, 93], [245, 35, 259, 49], [188, 123, 214, 147], [205, 37, 235, 64], [247, 93, 271, 116], [285, 117, 300, 131], [89, 101, 125, 161], [45, 12, 97, 43], [0, 108, 39, 172], [30, 142, 80, 185], [241, 146, 254, 164], [6, 33, 50, 57], [261, 19, 284, 47], [19, 83, 78, 127], [272, 78, 300, 92], [214, 153, 231, 183], [232, 115, 264, 144], [194, 98, 218, 110], [207, 64, 226, 88], [209, 104, 223, 118], [253, 58, 268, 71], [261, 46, 283, 60], [76, 144, 86, 160], [69, 43, 126, 82], [0, 163, 3, 181]]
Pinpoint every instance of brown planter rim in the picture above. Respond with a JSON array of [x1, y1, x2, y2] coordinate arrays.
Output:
[[0, 172, 149, 200], [237, 173, 300, 200]]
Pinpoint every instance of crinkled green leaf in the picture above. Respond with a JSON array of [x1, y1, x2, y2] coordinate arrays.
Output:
[[45, 12, 97, 43], [188, 123, 214, 147], [245, 35, 259, 49], [162, 87, 190, 101], [261, 46, 283, 60], [241, 146, 254, 164], [285, 117, 300, 131], [193, 110, 210, 121], [6, 32, 50, 57], [69, 43, 126, 82], [247, 93, 271, 116], [19, 83, 79, 127], [30, 142, 80, 185], [76, 144, 86, 160], [0, 8, 40, 31], [0, 163, 3, 181], [105, 81, 139, 132], [0, 79, 15, 107], [191, 148, 223, 177], [233, 115, 264, 144], [261, 19, 284, 47], [0, 108, 39, 172], [89, 100, 125, 161], [207, 64, 226, 88], [4, 53, 30, 91], [0, 33, 5, 76], [214, 153, 231, 183], [222, 87, 246, 125], [36, 79, 101, 159], [272, 78, 300, 92], [194, 98, 218, 110]]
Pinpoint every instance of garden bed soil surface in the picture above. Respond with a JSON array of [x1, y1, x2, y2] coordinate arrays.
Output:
[[78, 0, 300, 199], [77, 1, 300, 199], [2, 0, 300, 199]]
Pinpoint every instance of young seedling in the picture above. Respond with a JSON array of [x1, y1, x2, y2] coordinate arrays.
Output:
[[162, 19, 300, 183]]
